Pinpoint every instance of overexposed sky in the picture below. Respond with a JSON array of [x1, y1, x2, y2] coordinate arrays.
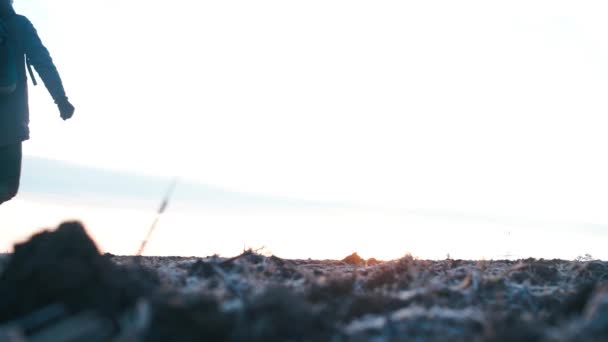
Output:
[[15, 0, 608, 223]]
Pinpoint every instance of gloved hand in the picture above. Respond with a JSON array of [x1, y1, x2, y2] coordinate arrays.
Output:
[[57, 98, 75, 120]]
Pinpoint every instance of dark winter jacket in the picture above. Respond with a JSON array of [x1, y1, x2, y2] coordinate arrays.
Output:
[[0, 12, 67, 147]]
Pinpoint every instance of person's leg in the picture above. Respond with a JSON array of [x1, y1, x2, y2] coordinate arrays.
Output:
[[0, 142, 22, 205]]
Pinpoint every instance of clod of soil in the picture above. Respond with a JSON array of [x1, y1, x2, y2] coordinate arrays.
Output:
[[234, 287, 334, 341], [366, 258, 382, 266], [0, 221, 157, 323], [342, 252, 365, 266], [583, 284, 608, 333], [146, 294, 233, 342]]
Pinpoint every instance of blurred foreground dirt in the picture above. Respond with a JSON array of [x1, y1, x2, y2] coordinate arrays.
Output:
[[0, 221, 607, 341]]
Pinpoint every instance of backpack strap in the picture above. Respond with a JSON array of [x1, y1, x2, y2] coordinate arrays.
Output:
[[0, 19, 8, 45], [2, 15, 37, 87], [26, 56, 37, 86]]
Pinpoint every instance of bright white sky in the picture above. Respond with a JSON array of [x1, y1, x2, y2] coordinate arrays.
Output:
[[14, 0, 608, 224]]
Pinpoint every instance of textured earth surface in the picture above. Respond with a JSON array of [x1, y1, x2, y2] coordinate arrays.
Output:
[[0, 221, 607, 341]]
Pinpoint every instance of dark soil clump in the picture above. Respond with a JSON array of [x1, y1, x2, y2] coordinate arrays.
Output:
[[188, 260, 216, 278], [146, 294, 233, 342], [234, 287, 335, 341], [0, 221, 157, 323]]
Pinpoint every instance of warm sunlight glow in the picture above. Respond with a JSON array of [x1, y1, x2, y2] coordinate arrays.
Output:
[[3, 196, 605, 260], [3, 0, 607, 260]]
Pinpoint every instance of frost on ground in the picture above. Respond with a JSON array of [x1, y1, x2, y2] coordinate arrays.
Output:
[[0, 221, 607, 341]]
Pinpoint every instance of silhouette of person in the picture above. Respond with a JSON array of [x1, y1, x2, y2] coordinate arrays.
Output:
[[0, 0, 74, 205]]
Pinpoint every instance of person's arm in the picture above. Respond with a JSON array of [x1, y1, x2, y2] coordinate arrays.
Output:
[[21, 17, 74, 120]]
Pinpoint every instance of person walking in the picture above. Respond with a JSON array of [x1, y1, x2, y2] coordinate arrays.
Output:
[[0, 0, 74, 205]]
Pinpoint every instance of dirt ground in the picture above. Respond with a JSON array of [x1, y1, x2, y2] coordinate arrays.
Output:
[[0, 221, 607, 341]]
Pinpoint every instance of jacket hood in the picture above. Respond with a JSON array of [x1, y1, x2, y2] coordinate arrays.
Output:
[[0, 1, 15, 19]]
